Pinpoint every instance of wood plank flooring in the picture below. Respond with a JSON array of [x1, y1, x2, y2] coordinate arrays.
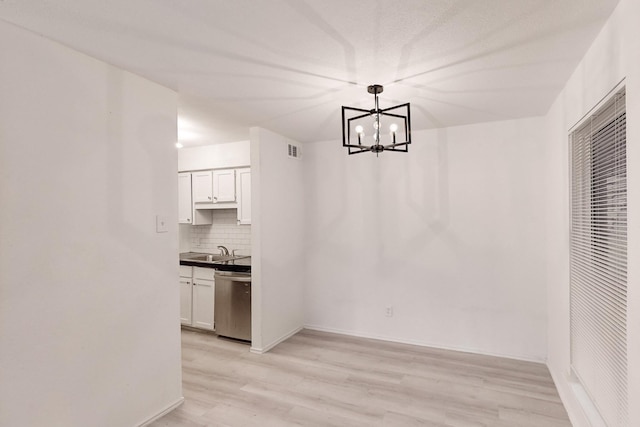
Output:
[[149, 329, 571, 427]]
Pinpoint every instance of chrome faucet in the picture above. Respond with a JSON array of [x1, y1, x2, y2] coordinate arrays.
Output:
[[217, 245, 230, 256]]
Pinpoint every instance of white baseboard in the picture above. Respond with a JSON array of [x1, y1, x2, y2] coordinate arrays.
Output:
[[137, 397, 184, 427], [250, 325, 304, 354], [548, 365, 607, 427], [303, 324, 545, 364]]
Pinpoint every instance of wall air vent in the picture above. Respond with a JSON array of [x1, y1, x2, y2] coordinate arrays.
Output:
[[287, 143, 300, 159]]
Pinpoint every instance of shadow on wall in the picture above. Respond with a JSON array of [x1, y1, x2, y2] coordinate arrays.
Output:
[[307, 129, 452, 265], [106, 68, 176, 273], [371, 128, 454, 275], [303, 131, 453, 331], [407, 128, 451, 240]]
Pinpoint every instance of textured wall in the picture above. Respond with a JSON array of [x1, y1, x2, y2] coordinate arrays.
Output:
[[0, 21, 182, 427], [304, 119, 547, 362]]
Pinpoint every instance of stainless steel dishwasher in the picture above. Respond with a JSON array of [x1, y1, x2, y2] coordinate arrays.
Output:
[[214, 271, 251, 342]]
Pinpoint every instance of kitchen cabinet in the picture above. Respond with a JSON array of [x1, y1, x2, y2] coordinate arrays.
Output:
[[191, 267, 215, 331], [191, 206, 213, 225], [178, 172, 212, 225], [178, 167, 245, 226], [179, 266, 193, 325], [192, 171, 214, 203], [178, 173, 192, 224], [179, 277, 192, 325], [236, 168, 251, 225], [192, 279, 215, 330], [191, 168, 236, 206], [213, 169, 236, 203]]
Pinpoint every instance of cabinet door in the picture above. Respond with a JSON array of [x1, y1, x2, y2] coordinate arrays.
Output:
[[192, 279, 215, 330], [236, 168, 251, 225], [179, 277, 192, 325], [213, 169, 236, 202], [192, 171, 213, 203], [178, 173, 192, 224]]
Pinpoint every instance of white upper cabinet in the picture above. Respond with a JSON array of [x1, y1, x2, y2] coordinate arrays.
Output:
[[236, 168, 251, 225], [213, 169, 236, 203], [178, 168, 245, 221], [178, 171, 212, 225], [178, 172, 192, 224], [192, 170, 213, 203]]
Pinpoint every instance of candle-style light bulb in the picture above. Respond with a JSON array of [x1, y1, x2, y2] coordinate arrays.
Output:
[[355, 125, 364, 145], [389, 123, 398, 144]]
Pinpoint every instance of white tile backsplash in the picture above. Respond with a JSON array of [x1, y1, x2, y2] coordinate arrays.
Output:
[[185, 209, 251, 255]]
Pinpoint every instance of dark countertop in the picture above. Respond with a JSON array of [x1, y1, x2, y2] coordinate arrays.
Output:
[[179, 252, 251, 273]]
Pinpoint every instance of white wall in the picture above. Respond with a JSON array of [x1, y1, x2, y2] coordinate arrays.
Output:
[[250, 127, 305, 352], [544, 0, 640, 425], [304, 118, 547, 361], [0, 22, 182, 427], [178, 140, 250, 171]]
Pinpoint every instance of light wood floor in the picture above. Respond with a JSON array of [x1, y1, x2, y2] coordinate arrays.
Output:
[[149, 329, 571, 427]]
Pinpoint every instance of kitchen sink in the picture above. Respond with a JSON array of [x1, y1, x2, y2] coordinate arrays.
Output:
[[180, 252, 251, 273], [188, 254, 234, 262]]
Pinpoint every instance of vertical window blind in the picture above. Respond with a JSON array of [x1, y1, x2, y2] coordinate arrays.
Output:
[[570, 86, 627, 427]]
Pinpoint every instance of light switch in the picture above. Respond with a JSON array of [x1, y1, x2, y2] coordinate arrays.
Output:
[[156, 215, 169, 233]]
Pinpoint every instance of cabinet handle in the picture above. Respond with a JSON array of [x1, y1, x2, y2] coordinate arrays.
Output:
[[214, 197, 218, 202], [187, 219, 191, 222], [208, 196, 212, 200]]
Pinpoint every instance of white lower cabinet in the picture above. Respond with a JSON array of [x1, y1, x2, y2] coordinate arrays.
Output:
[[180, 266, 215, 331], [192, 278, 214, 330], [179, 266, 193, 325], [179, 276, 193, 325]]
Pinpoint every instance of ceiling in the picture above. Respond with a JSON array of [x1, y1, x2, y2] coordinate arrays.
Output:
[[0, 0, 619, 146]]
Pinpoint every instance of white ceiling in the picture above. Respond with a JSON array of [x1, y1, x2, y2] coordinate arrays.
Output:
[[0, 0, 619, 146]]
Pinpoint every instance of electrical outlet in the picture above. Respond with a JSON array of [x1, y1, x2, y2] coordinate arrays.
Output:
[[385, 306, 393, 317]]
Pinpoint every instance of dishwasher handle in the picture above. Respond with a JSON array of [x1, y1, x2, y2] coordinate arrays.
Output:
[[215, 273, 251, 282]]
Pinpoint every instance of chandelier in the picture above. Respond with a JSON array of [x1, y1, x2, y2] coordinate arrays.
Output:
[[341, 84, 411, 155]]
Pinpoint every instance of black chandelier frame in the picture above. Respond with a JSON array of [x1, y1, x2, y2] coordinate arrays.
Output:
[[341, 84, 412, 155]]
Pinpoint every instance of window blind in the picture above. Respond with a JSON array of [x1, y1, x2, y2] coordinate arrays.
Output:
[[570, 87, 627, 427]]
